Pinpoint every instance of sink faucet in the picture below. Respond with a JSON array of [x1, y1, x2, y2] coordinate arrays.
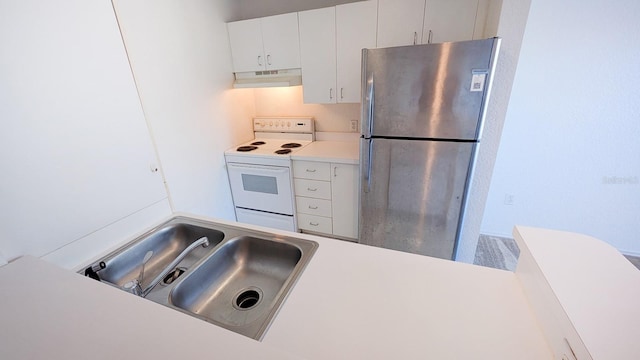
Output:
[[126, 236, 210, 297]]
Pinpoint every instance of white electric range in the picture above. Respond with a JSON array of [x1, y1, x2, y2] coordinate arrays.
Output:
[[224, 117, 314, 231]]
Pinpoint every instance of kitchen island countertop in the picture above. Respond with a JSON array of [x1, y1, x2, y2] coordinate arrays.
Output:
[[0, 216, 552, 359]]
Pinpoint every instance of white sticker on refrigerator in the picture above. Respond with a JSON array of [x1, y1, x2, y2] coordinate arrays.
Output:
[[470, 72, 487, 92]]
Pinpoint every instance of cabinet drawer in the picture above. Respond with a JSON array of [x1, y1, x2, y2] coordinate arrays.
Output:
[[296, 196, 332, 217], [293, 160, 331, 181], [294, 178, 331, 199], [297, 213, 332, 234]]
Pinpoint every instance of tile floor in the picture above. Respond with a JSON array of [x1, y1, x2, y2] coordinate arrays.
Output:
[[473, 234, 640, 272]]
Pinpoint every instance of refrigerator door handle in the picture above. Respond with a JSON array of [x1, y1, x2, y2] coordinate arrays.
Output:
[[364, 73, 374, 138], [364, 138, 373, 193]]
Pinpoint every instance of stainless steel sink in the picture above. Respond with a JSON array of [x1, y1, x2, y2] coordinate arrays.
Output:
[[82, 216, 318, 340], [169, 235, 315, 340], [95, 220, 225, 291]]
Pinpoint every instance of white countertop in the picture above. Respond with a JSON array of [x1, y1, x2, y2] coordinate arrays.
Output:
[[0, 215, 552, 359], [292, 140, 359, 164], [0, 255, 296, 360], [265, 236, 550, 359], [514, 226, 640, 360]]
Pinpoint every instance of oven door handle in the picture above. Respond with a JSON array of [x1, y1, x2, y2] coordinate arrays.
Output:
[[227, 163, 289, 174]]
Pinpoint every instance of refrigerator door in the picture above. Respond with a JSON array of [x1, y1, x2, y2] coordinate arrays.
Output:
[[362, 38, 499, 140], [359, 137, 475, 259]]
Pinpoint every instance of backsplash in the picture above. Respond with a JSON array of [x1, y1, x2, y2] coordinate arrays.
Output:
[[253, 86, 360, 132]]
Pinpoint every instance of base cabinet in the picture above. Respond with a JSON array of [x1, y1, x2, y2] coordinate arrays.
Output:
[[293, 160, 359, 239]]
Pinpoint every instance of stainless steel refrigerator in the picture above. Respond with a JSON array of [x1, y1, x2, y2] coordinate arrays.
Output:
[[359, 38, 501, 260]]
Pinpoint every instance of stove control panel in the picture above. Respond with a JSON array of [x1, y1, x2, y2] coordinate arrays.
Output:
[[253, 117, 314, 133]]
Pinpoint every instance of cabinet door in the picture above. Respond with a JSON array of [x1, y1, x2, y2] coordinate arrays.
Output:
[[422, 0, 479, 44], [336, 1, 377, 103], [261, 13, 301, 70], [227, 18, 265, 72], [377, 0, 426, 47], [331, 164, 359, 239], [299, 7, 337, 104]]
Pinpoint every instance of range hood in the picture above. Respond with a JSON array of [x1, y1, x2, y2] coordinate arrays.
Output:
[[233, 68, 302, 88]]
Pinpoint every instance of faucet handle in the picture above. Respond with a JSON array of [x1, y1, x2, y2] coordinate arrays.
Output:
[[123, 279, 142, 296]]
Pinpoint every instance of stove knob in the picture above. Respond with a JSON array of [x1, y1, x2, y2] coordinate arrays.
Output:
[[275, 122, 279, 127], [287, 121, 291, 127], [269, 121, 273, 127]]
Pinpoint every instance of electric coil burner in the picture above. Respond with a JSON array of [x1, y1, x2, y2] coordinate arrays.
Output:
[[224, 117, 315, 232]]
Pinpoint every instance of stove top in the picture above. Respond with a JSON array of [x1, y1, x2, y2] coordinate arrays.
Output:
[[226, 137, 312, 157], [224, 117, 315, 162]]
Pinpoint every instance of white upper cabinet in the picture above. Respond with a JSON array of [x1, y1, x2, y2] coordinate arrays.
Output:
[[227, 18, 263, 72], [299, 7, 337, 104], [299, 1, 377, 104], [377, 0, 426, 47], [336, 0, 378, 103], [261, 13, 301, 70], [377, 0, 484, 47], [422, 0, 479, 44], [227, 13, 300, 72]]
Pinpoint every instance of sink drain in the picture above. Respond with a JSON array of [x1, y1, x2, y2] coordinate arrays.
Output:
[[162, 267, 185, 285], [233, 288, 262, 310]]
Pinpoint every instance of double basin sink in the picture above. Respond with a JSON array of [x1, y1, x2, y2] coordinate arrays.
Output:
[[82, 216, 318, 340]]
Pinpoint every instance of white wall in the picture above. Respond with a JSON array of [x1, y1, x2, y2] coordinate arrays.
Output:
[[0, 0, 170, 264], [482, 0, 640, 255], [112, 0, 256, 220], [455, 0, 532, 263]]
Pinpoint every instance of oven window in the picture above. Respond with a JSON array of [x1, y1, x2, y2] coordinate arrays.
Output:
[[241, 174, 278, 194]]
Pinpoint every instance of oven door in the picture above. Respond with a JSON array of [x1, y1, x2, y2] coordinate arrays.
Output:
[[227, 162, 294, 215]]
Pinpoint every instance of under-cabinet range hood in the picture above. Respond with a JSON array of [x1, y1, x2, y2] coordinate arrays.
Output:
[[232, 68, 302, 88]]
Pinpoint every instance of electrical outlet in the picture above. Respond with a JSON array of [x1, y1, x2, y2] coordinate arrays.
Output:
[[350, 119, 358, 132]]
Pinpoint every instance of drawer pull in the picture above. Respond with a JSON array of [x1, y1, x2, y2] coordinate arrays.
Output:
[[308, 205, 318, 209], [305, 169, 316, 173], [307, 187, 317, 191], [309, 222, 319, 226]]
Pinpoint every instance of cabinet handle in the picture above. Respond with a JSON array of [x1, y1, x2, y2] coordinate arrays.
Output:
[[305, 169, 316, 173], [309, 222, 319, 226], [329, 88, 333, 100], [428, 30, 433, 44], [258, 55, 263, 66], [267, 54, 272, 65], [413, 31, 417, 45], [307, 187, 317, 192], [340, 88, 344, 100], [334, 166, 337, 177], [308, 205, 318, 210]]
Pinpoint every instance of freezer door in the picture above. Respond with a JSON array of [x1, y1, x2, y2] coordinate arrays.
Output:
[[359, 138, 475, 259], [361, 38, 499, 140]]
